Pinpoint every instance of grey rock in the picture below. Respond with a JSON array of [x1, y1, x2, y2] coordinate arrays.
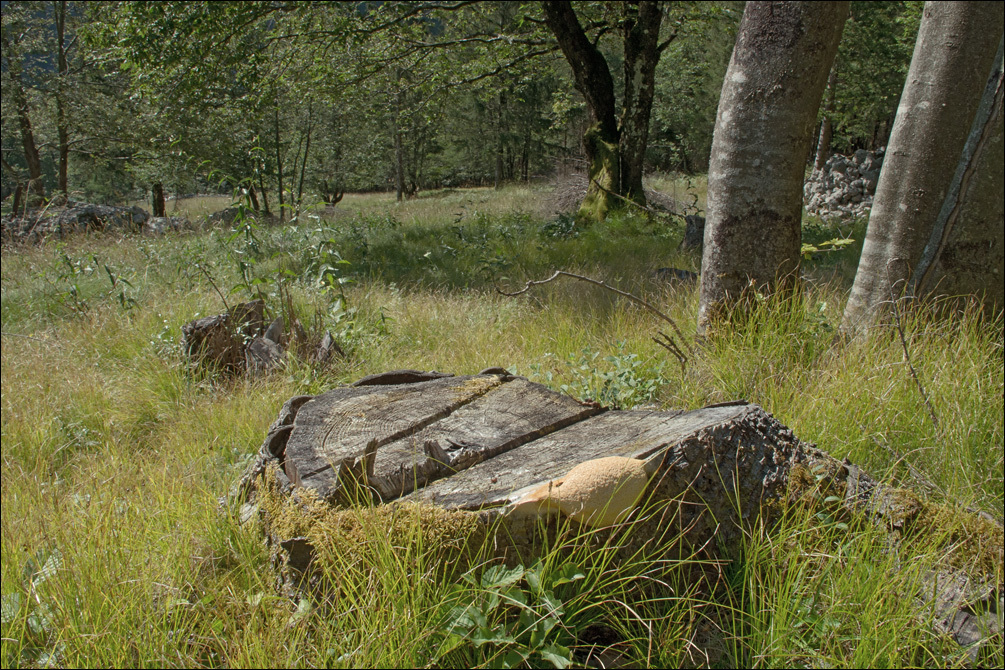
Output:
[[654, 267, 699, 284], [208, 206, 276, 227], [3, 201, 152, 243], [142, 216, 187, 235], [315, 330, 345, 365], [246, 336, 285, 374], [263, 317, 285, 345], [804, 150, 885, 220]]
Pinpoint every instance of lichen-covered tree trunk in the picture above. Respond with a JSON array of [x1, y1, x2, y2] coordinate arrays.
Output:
[[542, 1, 663, 223], [841, 2, 1003, 334], [618, 1, 662, 206], [911, 37, 1005, 314], [542, 1, 621, 222], [698, 2, 848, 336]]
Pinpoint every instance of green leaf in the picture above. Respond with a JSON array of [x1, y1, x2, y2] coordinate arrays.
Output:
[[551, 563, 586, 586], [1, 593, 22, 624], [473, 627, 515, 646], [539, 643, 574, 668], [288, 598, 312, 626], [481, 564, 525, 589], [500, 649, 528, 667]]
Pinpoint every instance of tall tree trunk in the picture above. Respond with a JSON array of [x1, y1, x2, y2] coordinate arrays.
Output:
[[698, 1, 848, 336], [618, 0, 662, 205], [274, 106, 285, 223], [522, 127, 531, 182], [289, 133, 303, 208], [393, 90, 405, 202], [543, 1, 665, 221], [55, 0, 69, 198], [259, 182, 271, 215], [841, 2, 1003, 334], [1, 33, 45, 202], [152, 182, 166, 217], [1, 154, 25, 214], [297, 101, 313, 208], [494, 91, 505, 190], [542, 1, 621, 222], [814, 67, 838, 170], [911, 37, 1004, 314]]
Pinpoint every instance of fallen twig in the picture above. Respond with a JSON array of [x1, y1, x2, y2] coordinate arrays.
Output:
[[888, 279, 939, 431], [0, 331, 53, 344], [652, 331, 687, 373], [497, 270, 694, 355]]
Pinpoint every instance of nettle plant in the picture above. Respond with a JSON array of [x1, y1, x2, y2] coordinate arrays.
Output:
[[438, 560, 588, 669]]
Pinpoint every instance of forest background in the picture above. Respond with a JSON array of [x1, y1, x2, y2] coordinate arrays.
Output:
[[1, 1, 920, 207]]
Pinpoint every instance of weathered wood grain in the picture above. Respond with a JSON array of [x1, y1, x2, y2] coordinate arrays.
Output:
[[401, 405, 749, 510], [284, 375, 503, 498], [367, 377, 602, 501]]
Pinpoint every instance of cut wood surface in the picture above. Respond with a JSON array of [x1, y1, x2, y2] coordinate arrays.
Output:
[[401, 405, 749, 510], [282, 373, 603, 503]]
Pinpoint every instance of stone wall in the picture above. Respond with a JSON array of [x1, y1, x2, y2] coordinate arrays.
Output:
[[804, 149, 884, 220]]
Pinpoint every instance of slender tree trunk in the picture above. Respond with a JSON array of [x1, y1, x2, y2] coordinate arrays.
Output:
[[297, 100, 313, 208], [248, 183, 260, 211], [523, 127, 531, 182], [2, 33, 45, 202], [494, 91, 504, 190], [289, 133, 303, 207], [152, 182, 166, 217], [911, 37, 1004, 314], [698, 1, 848, 336], [274, 106, 285, 223], [393, 91, 405, 202], [258, 167, 270, 215], [815, 67, 838, 170], [1, 154, 25, 214], [55, 0, 69, 198], [12, 185, 25, 216], [841, 2, 1003, 334]]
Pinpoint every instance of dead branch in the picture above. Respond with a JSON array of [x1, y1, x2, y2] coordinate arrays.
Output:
[[497, 270, 694, 355], [652, 331, 687, 373], [888, 276, 939, 431], [196, 263, 230, 313]]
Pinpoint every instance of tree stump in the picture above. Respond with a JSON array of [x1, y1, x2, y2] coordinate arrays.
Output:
[[237, 369, 1003, 654]]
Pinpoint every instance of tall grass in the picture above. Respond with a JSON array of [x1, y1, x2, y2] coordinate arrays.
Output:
[[2, 183, 1001, 667]]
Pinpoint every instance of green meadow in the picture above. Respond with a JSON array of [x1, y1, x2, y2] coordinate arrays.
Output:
[[2, 182, 1002, 667]]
